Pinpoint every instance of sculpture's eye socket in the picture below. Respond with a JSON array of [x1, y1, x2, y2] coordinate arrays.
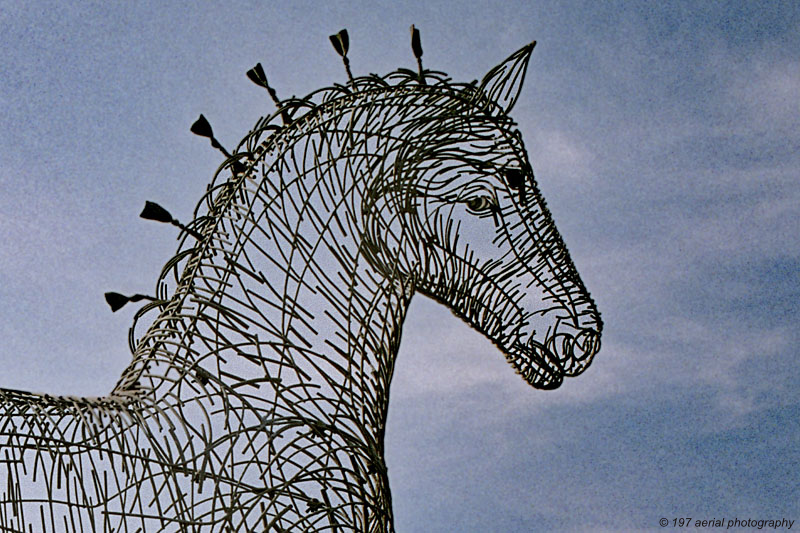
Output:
[[504, 168, 525, 190], [504, 167, 527, 204], [465, 196, 495, 215]]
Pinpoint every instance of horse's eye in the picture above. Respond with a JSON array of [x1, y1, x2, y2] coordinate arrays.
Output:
[[465, 196, 494, 214]]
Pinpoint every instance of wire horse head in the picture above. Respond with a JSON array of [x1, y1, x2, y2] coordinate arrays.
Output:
[[0, 30, 601, 533]]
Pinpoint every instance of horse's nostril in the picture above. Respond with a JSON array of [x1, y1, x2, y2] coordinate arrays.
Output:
[[545, 328, 600, 376], [573, 329, 600, 361]]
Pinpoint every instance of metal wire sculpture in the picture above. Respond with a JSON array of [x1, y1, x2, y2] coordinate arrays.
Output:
[[0, 29, 602, 533]]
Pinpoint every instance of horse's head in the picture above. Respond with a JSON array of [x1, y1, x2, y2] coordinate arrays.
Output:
[[362, 43, 601, 389]]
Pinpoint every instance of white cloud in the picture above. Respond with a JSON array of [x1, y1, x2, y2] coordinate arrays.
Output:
[[528, 128, 597, 184], [729, 57, 800, 133]]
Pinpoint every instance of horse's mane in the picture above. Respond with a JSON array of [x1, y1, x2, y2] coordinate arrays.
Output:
[[115, 67, 487, 393]]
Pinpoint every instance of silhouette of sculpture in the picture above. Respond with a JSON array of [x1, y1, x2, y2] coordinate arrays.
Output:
[[0, 28, 601, 532]]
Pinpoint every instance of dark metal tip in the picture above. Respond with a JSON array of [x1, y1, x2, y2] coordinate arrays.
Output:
[[104, 292, 129, 312], [411, 25, 422, 59], [246, 63, 268, 88], [190, 114, 214, 139], [105, 292, 157, 312], [140, 201, 174, 224], [329, 29, 349, 57]]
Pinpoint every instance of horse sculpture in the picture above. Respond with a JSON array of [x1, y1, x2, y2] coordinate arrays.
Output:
[[0, 29, 601, 532]]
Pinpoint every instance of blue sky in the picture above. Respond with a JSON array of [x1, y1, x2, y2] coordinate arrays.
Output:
[[1, 1, 798, 531]]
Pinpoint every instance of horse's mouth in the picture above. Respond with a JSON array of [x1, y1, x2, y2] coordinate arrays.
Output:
[[507, 328, 601, 389]]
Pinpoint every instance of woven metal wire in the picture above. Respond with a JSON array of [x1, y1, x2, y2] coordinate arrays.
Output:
[[0, 38, 601, 532]]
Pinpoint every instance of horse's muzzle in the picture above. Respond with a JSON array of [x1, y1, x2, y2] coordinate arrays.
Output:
[[545, 327, 601, 377]]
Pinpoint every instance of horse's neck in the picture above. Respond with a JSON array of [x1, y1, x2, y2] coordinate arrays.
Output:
[[113, 147, 409, 528], [129, 178, 408, 409]]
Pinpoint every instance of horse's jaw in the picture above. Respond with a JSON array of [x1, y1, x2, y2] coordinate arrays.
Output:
[[415, 268, 602, 390], [504, 327, 602, 389]]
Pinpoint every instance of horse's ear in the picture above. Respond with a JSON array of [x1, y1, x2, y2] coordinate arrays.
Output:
[[474, 41, 536, 114]]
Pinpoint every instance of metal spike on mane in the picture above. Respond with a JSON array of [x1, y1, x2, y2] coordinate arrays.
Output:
[[329, 28, 354, 84], [139, 201, 204, 241], [103, 292, 158, 313], [191, 114, 247, 174], [246, 62, 292, 125], [410, 25, 425, 85]]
